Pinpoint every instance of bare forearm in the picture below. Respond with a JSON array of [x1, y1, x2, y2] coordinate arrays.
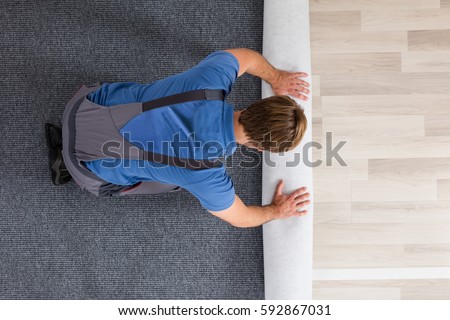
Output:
[[232, 204, 278, 228], [225, 48, 280, 85], [243, 49, 280, 85], [210, 195, 278, 228], [210, 182, 310, 228], [225, 48, 310, 100]]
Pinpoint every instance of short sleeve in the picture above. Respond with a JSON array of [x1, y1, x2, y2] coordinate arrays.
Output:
[[182, 51, 240, 93], [182, 168, 236, 211]]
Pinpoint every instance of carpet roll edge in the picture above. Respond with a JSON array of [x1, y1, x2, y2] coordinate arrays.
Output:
[[262, 0, 313, 300]]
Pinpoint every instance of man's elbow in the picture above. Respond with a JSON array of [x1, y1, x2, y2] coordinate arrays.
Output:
[[208, 195, 253, 228], [209, 211, 247, 228], [225, 219, 250, 228]]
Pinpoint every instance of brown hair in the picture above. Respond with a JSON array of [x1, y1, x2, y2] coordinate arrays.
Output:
[[239, 95, 307, 152]]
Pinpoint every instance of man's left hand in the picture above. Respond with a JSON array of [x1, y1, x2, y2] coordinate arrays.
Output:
[[271, 70, 310, 101]]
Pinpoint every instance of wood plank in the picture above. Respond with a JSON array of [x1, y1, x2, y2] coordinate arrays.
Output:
[[320, 72, 450, 95], [313, 202, 352, 224], [322, 115, 424, 137], [403, 245, 450, 267], [314, 244, 404, 268], [312, 117, 322, 142], [313, 280, 450, 300], [310, 0, 440, 12], [369, 158, 450, 180], [402, 279, 450, 299], [313, 285, 401, 299], [311, 100, 323, 161], [314, 244, 450, 268], [312, 30, 407, 54], [313, 223, 404, 246], [312, 96, 322, 118], [310, 11, 361, 33], [362, 9, 450, 31], [442, 0, 450, 9], [314, 223, 450, 245], [314, 223, 404, 245], [425, 114, 450, 136], [402, 51, 450, 72], [352, 179, 437, 202], [314, 177, 351, 203], [337, 136, 450, 159], [317, 159, 369, 180], [314, 159, 368, 203], [438, 179, 450, 200], [403, 223, 450, 244], [352, 201, 450, 223], [314, 159, 368, 183], [312, 75, 320, 97], [312, 52, 401, 74], [409, 30, 450, 51], [322, 94, 450, 116]]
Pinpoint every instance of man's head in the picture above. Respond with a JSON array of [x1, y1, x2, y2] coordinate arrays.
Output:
[[238, 95, 307, 153]]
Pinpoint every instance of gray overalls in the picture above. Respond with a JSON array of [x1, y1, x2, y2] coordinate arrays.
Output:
[[62, 83, 224, 197]]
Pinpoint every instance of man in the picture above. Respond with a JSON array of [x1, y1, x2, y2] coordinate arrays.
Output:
[[47, 48, 311, 228]]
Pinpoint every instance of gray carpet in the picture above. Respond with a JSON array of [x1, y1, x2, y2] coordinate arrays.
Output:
[[0, 0, 264, 299]]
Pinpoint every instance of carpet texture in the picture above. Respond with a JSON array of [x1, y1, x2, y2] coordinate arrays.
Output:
[[0, 0, 264, 299]]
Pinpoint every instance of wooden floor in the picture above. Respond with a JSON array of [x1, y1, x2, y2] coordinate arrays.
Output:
[[310, 0, 450, 299]]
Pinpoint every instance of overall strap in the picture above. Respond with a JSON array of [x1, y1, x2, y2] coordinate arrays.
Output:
[[142, 89, 225, 112]]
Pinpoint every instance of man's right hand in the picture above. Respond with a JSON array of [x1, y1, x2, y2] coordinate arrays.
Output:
[[270, 179, 310, 219]]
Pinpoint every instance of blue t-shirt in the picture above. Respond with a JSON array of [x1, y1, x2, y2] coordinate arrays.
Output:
[[84, 51, 240, 211]]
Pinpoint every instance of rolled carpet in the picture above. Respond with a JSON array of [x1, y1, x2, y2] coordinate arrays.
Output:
[[262, 0, 314, 300]]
